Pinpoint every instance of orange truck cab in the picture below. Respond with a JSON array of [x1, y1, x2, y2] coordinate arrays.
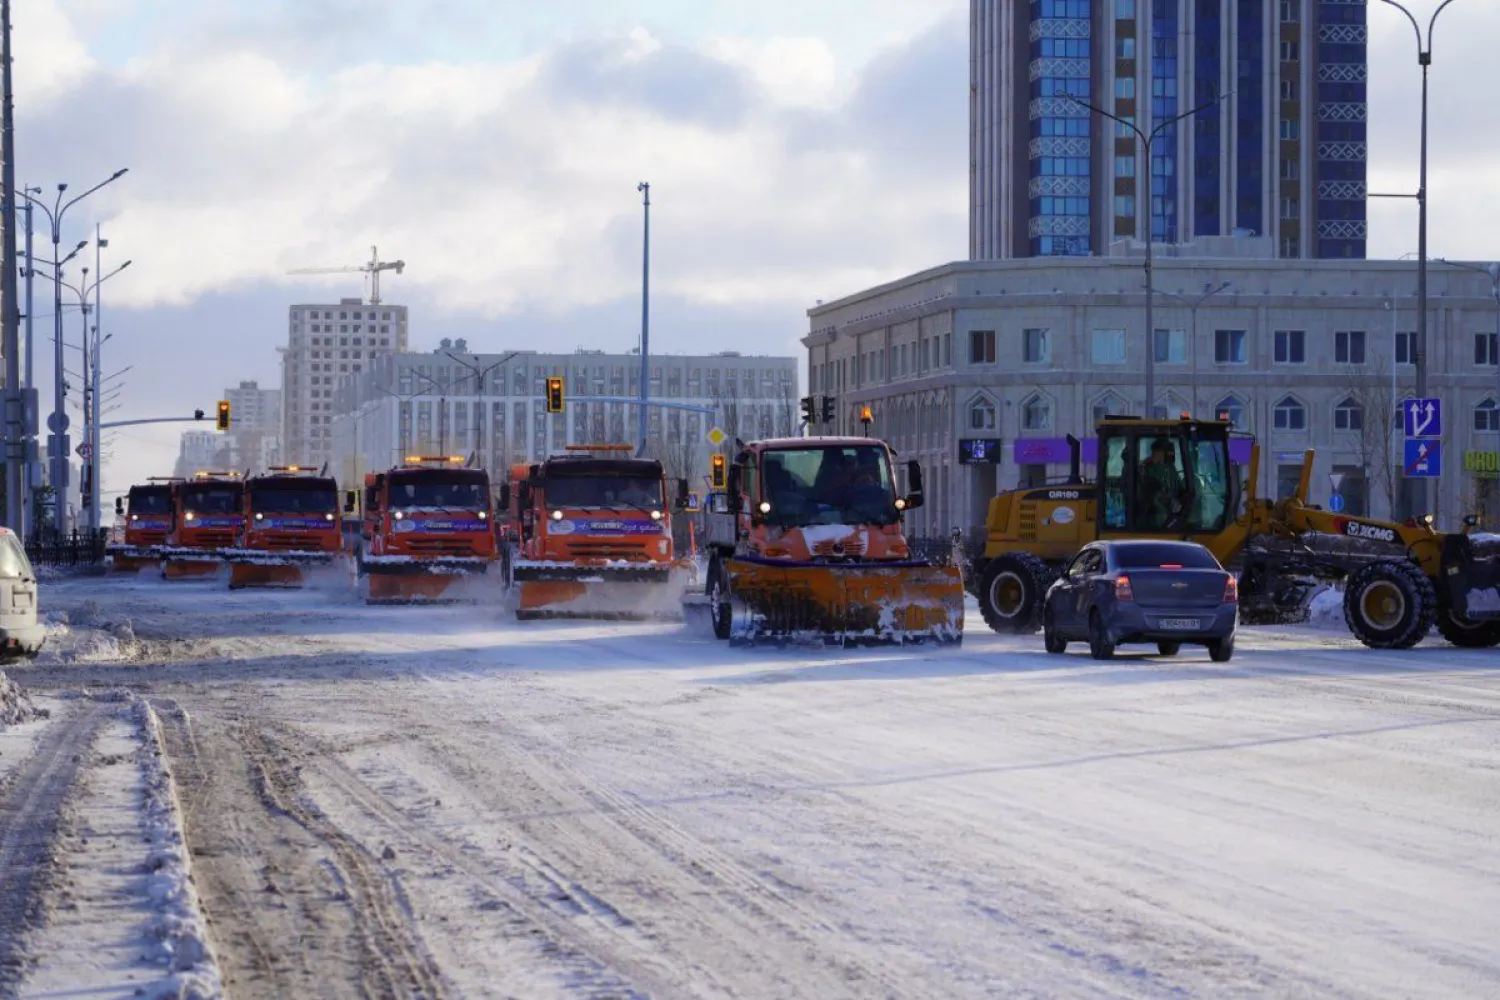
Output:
[[161, 471, 245, 579], [107, 480, 177, 571], [500, 445, 691, 619], [357, 457, 496, 603], [224, 467, 345, 589]]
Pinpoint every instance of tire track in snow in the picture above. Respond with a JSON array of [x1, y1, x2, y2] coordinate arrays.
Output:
[[0, 702, 105, 996]]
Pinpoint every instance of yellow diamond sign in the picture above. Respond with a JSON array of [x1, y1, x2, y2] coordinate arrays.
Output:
[[707, 426, 726, 446]]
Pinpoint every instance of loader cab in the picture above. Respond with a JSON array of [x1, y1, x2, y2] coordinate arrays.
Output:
[[1095, 418, 1235, 539]]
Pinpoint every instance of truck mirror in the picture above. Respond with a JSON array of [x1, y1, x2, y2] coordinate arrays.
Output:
[[498, 482, 511, 507], [674, 478, 690, 509], [343, 490, 358, 513], [726, 465, 743, 515], [114, 497, 124, 515], [903, 459, 925, 511]]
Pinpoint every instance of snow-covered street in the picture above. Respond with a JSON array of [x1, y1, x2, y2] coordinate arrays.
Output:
[[4, 574, 1500, 999]]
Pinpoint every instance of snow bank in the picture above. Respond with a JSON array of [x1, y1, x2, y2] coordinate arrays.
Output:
[[1305, 586, 1345, 630], [135, 701, 225, 999], [0, 669, 44, 726], [33, 604, 136, 664]]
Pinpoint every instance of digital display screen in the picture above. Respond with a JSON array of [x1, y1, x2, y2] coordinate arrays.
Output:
[[958, 439, 1002, 464]]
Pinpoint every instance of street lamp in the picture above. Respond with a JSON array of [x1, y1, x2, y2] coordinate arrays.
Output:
[[1376, 0, 1463, 518], [16, 167, 128, 536], [1063, 93, 1230, 416], [1149, 281, 1233, 417], [443, 350, 520, 461], [636, 181, 650, 456], [57, 259, 130, 532]]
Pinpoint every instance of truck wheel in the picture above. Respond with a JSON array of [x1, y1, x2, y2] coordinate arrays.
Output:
[[1434, 600, 1500, 648], [978, 553, 1053, 634], [707, 559, 732, 641], [1343, 560, 1436, 650]]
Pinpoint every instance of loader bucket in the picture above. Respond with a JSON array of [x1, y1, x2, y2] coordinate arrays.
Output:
[[1442, 532, 1500, 622], [511, 566, 688, 621], [722, 557, 964, 645]]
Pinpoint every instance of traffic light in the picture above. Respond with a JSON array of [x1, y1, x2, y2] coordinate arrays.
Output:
[[710, 453, 727, 490], [193, 408, 204, 421], [545, 376, 564, 413], [215, 400, 231, 431], [799, 396, 816, 425], [819, 395, 835, 424]]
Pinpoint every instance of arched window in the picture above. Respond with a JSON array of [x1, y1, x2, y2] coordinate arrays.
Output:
[[1022, 394, 1052, 431], [1334, 396, 1364, 431], [1476, 398, 1500, 433], [969, 396, 996, 431], [1151, 393, 1190, 420], [1092, 391, 1128, 425], [1274, 395, 1306, 431], [1216, 395, 1246, 426]]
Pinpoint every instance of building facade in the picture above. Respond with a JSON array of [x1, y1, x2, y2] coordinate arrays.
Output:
[[329, 347, 799, 489], [804, 253, 1500, 540], [172, 430, 225, 480], [224, 379, 281, 472], [971, 0, 1367, 260], [280, 299, 409, 469]]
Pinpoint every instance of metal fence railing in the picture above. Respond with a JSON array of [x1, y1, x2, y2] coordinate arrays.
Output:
[[25, 531, 109, 568]]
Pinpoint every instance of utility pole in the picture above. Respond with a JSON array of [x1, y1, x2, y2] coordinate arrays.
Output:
[[636, 181, 650, 457], [1, 0, 23, 537]]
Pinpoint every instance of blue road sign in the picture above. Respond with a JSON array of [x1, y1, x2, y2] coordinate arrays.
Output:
[[1329, 492, 1346, 513], [1403, 397, 1442, 438], [1403, 438, 1442, 478]]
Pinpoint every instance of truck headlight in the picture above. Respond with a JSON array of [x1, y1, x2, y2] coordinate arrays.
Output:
[[758, 501, 771, 514], [650, 509, 662, 521], [551, 510, 563, 521], [325, 513, 336, 521], [184, 511, 196, 521], [254, 512, 264, 521], [393, 511, 404, 521], [478, 511, 488, 520]]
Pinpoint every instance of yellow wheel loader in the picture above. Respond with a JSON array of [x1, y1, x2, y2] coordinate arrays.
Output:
[[972, 416, 1500, 650]]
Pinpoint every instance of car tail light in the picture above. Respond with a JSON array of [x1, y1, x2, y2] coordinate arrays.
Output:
[[1114, 575, 1134, 602], [1223, 576, 1239, 603], [1159, 563, 1182, 569]]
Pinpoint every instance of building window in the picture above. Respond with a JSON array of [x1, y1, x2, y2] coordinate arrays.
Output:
[[1216, 395, 1246, 426], [1274, 395, 1307, 430], [1274, 329, 1306, 364], [1092, 392, 1128, 424], [1214, 329, 1247, 364], [1279, 79, 1299, 102], [1117, 36, 1135, 59], [1153, 329, 1186, 364], [1116, 0, 1134, 15], [1281, 197, 1299, 219], [1021, 395, 1052, 431], [1023, 328, 1051, 364], [1115, 77, 1135, 100], [1476, 332, 1499, 366], [1334, 396, 1364, 431], [1280, 40, 1299, 61], [1476, 398, 1500, 432], [1115, 194, 1136, 217], [969, 330, 996, 364], [1395, 330, 1416, 365], [1092, 329, 1127, 365], [1278, 120, 1300, 141], [969, 398, 996, 431], [1114, 155, 1136, 178], [1280, 0, 1300, 21], [1335, 330, 1367, 365], [1281, 237, 1300, 257]]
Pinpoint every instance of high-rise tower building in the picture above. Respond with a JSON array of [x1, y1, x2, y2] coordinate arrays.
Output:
[[970, 0, 1367, 261]]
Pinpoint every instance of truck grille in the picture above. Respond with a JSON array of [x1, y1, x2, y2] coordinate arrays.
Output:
[[405, 538, 483, 556], [259, 532, 334, 551], [565, 543, 654, 562], [812, 536, 866, 558]]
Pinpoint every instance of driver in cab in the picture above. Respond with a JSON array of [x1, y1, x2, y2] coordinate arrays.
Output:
[[1141, 439, 1184, 529]]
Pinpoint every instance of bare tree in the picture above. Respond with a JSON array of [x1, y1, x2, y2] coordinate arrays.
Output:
[[1334, 357, 1410, 519]]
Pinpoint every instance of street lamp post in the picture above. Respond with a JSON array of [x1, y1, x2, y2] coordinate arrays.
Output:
[[636, 181, 650, 457], [1064, 93, 1230, 416], [443, 350, 520, 462], [1150, 281, 1233, 417], [17, 168, 128, 537], [58, 259, 130, 533], [1377, 0, 1462, 518]]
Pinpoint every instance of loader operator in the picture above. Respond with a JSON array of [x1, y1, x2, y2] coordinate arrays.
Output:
[[1141, 438, 1185, 529]]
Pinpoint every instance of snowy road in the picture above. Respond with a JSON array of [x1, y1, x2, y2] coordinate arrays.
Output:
[[4, 574, 1500, 999]]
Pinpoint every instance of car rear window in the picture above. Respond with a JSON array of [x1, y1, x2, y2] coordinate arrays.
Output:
[[0, 535, 33, 579], [1111, 544, 1220, 569]]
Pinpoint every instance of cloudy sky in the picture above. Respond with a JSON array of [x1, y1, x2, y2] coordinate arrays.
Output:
[[15, 0, 1500, 497]]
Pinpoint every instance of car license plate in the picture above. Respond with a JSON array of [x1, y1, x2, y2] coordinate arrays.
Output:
[[1159, 618, 1200, 630]]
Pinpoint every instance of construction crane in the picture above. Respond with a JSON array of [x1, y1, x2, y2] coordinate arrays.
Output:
[[287, 245, 405, 305]]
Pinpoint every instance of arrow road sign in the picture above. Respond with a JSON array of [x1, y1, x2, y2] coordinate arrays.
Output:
[[1403, 397, 1442, 438], [1403, 438, 1442, 478], [1329, 492, 1346, 513], [75, 441, 92, 461]]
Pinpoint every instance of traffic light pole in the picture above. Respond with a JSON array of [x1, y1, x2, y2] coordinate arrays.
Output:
[[100, 414, 218, 430]]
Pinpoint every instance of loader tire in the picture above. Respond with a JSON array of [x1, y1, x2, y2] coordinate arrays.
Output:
[[1343, 560, 1435, 650], [1434, 601, 1500, 648], [978, 553, 1053, 634]]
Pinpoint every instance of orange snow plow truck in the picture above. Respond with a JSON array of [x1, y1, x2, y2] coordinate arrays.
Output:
[[224, 467, 347, 589], [500, 445, 693, 619], [160, 471, 244, 579], [357, 457, 496, 603], [106, 480, 176, 572], [683, 437, 964, 645]]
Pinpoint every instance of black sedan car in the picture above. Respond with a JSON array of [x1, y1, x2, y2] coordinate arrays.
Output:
[[1042, 540, 1238, 661]]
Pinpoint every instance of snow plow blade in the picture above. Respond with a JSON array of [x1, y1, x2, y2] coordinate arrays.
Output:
[[160, 548, 223, 580], [511, 563, 689, 621], [723, 557, 964, 645], [361, 557, 491, 605], [106, 546, 161, 573], [1443, 532, 1500, 621], [225, 551, 345, 590]]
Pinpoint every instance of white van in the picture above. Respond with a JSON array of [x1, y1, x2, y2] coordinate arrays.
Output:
[[0, 528, 43, 660]]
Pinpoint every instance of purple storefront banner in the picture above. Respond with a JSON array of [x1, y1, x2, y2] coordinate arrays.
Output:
[[1013, 437, 1253, 465]]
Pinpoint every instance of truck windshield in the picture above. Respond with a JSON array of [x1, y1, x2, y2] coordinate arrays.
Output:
[[544, 476, 663, 510], [251, 488, 337, 513], [128, 490, 171, 514], [388, 480, 489, 509], [760, 445, 897, 527], [182, 487, 239, 513]]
